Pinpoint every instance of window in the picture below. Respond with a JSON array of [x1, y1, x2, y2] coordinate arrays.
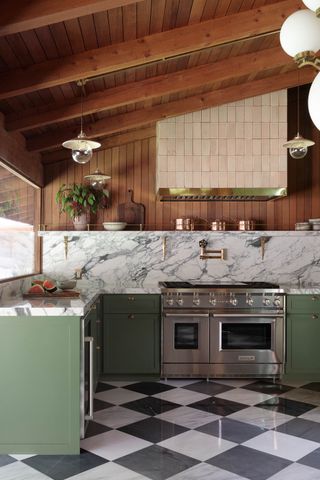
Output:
[[0, 161, 40, 281]]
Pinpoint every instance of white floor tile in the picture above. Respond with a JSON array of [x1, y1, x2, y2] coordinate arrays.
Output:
[[66, 461, 150, 479], [268, 462, 320, 480], [158, 430, 235, 461], [93, 405, 148, 428], [159, 379, 201, 387], [94, 388, 146, 405], [280, 388, 320, 406], [167, 462, 247, 479], [153, 388, 210, 405], [101, 381, 137, 387], [228, 406, 293, 429], [243, 430, 319, 461], [300, 406, 320, 423], [212, 379, 256, 388], [0, 462, 51, 480], [9, 454, 35, 460], [156, 406, 220, 429], [215, 388, 274, 406], [80, 430, 152, 461]]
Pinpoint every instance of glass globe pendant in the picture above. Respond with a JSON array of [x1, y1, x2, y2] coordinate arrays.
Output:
[[62, 80, 101, 163], [302, 0, 320, 17], [84, 169, 111, 189]]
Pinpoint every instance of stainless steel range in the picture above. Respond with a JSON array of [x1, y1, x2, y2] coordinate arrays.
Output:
[[160, 281, 285, 379]]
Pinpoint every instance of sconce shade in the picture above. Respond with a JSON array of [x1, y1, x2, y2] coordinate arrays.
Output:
[[308, 72, 320, 130], [280, 9, 320, 57], [302, 0, 320, 13], [62, 133, 101, 164]]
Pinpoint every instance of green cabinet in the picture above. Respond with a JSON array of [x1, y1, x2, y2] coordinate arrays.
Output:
[[103, 294, 160, 376], [286, 294, 320, 379], [0, 316, 80, 454]]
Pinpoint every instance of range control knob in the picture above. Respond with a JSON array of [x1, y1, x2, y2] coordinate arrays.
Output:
[[166, 295, 174, 306], [273, 296, 282, 307], [176, 294, 184, 306], [263, 297, 271, 306], [193, 294, 200, 306], [246, 294, 254, 306], [209, 293, 216, 306], [229, 294, 238, 306]]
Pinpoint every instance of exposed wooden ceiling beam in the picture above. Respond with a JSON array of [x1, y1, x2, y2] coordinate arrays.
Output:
[[7, 47, 291, 132], [27, 68, 315, 152], [0, 0, 142, 36], [42, 126, 156, 164], [0, 0, 302, 100]]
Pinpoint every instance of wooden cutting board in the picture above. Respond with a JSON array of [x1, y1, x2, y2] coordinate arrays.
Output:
[[118, 189, 145, 229]]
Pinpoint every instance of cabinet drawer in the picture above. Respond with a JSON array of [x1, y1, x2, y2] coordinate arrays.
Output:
[[103, 294, 160, 314], [287, 295, 320, 314]]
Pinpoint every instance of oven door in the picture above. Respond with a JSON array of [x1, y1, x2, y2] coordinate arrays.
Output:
[[163, 311, 209, 363], [210, 314, 284, 364]]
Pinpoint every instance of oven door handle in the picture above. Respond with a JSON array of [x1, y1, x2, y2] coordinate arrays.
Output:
[[164, 313, 209, 317], [213, 313, 283, 318]]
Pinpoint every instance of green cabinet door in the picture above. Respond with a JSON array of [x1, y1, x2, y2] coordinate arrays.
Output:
[[286, 312, 320, 378], [0, 316, 80, 454], [103, 313, 160, 374]]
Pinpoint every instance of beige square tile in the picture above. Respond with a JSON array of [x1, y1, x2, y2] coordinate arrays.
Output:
[[253, 156, 262, 172], [185, 123, 193, 139], [167, 123, 176, 138], [253, 124, 261, 139], [218, 172, 228, 187], [244, 172, 253, 187], [262, 172, 271, 187], [184, 112, 193, 123], [219, 156, 228, 171], [228, 172, 236, 187], [202, 139, 211, 155], [158, 155, 168, 172], [227, 122, 236, 138], [193, 155, 201, 171], [202, 156, 210, 171], [185, 138, 192, 154], [252, 172, 263, 187], [192, 171, 201, 187], [235, 139, 245, 155], [202, 123, 211, 139], [192, 111, 201, 122], [201, 172, 211, 188], [252, 139, 261, 155], [270, 171, 279, 187], [244, 106, 253, 122], [243, 157, 253, 172], [158, 123, 168, 138], [210, 139, 218, 155], [176, 139, 184, 155], [176, 114, 185, 123], [235, 99, 245, 106], [253, 95, 262, 106], [227, 138, 235, 155], [201, 109, 211, 122], [271, 91, 279, 106], [158, 172, 168, 187], [270, 123, 279, 139], [185, 156, 193, 172], [252, 106, 262, 122], [193, 139, 202, 155], [210, 123, 218, 138], [175, 156, 185, 171], [262, 106, 271, 122], [228, 156, 236, 171], [236, 172, 245, 187], [210, 172, 219, 187], [245, 97, 254, 106], [271, 106, 279, 122], [167, 171, 176, 187], [228, 106, 236, 122], [279, 89, 287, 106], [236, 123, 244, 138], [261, 140, 270, 155], [176, 124, 185, 139], [218, 123, 227, 138], [261, 123, 270, 139], [218, 139, 227, 155], [218, 105, 228, 122], [167, 139, 176, 155], [158, 139, 167, 155], [210, 107, 219, 123], [167, 155, 176, 172], [210, 156, 219, 171], [193, 122, 201, 138], [244, 123, 252, 139], [261, 155, 270, 172], [270, 139, 280, 155], [279, 154, 288, 172], [279, 171, 287, 186], [236, 106, 245, 122], [279, 122, 288, 139], [279, 105, 287, 122], [176, 171, 185, 187], [261, 93, 270, 106], [270, 155, 279, 172], [245, 139, 252, 155], [184, 172, 193, 187], [235, 156, 244, 171]]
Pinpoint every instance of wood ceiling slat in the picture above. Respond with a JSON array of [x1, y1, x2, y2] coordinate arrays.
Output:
[[64, 19, 85, 54], [0, 38, 20, 69], [34, 26, 59, 59], [162, 0, 180, 31], [108, 6, 124, 43], [20, 31, 47, 63], [175, 0, 193, 27], [149, 0, 166, 33], [137, 0, 152, 36], [188, 0, 207, 23], [93, 11, 112, 47], [6, 34, 34, 67], [79, 15, 99, 50], [49, 23, 73, 56], [123, 3, 137, 41], [201, 0, 219, 19]]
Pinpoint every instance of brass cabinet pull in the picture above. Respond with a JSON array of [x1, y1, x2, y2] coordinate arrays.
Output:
[[128, 296, 135, 301], [312, 296, 318, 301], [312, 314, 318, 319], [96, 346, 101, 350], [128, 314, 135, 319], [91, 304, 97, 310]]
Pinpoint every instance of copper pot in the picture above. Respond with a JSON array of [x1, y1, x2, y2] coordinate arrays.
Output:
[[211, 220, 226, 231], [175, 218, 194, 231], [238, 220, 255, 231]]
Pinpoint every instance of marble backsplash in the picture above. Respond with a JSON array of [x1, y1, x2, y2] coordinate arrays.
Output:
[[38, 231, 320, 292]]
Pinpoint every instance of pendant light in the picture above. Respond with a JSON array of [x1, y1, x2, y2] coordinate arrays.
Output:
[[283, 86, 315, 159], [84, 169, 111, 190], [62, 80, 101, 164]]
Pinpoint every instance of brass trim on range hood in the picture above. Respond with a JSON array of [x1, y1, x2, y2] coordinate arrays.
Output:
[[157, 188, 287, 202]]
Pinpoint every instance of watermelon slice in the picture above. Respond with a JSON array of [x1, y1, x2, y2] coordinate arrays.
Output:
[[32, 279, 44, 287], [43, 279, 57, 293], [28, 284, 45, 294]]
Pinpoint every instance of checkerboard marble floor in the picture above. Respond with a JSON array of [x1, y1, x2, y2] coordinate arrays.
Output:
[[2, 379, 320, 479]]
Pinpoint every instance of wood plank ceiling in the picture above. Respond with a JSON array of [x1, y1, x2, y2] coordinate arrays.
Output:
[[0, 0, 312, 160]]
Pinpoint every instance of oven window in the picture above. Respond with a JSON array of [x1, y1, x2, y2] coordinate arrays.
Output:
[[174, 323, 198, 349], [221, 323, 271, 349]]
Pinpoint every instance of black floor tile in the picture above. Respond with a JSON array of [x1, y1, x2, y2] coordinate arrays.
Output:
[[119, 417, 187, 443], [299, 447, 320, 470], [244, 381, 293, 395], [302, 383, 320, 392], [276, 418, 320, 443], [93, 398, 113, 412], [0, 456, 16, 467], [207, 445, 291, 480], [95, 382, 115, 393], [182, 381, 232, 396], [116, 444, 199, 480], [197, 418, 266, 443], [189, 396, 247, 416], [85, 421, 111, 439], [22, 449, 108, 480], [125, 382, 175, 396], [256, 397, 316, 417], [123, 396, 179, 416]]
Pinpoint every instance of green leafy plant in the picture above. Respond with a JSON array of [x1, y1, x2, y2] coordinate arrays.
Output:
[[55, 183, 107, 220]]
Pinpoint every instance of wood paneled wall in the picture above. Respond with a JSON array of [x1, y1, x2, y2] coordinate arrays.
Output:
[[43, 86, 320, 230]]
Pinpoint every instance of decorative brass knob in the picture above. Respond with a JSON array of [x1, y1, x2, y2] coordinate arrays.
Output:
[[128, 314, 135, 319], [312, 314, 318, 319]]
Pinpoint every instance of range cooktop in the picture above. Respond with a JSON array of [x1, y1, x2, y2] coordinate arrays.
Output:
[[160, 281, 280, 289]]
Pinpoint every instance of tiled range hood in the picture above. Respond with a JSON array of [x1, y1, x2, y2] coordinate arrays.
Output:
[[156, 91, 288, 201]]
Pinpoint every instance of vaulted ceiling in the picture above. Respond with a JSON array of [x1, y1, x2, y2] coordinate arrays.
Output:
[[0, 0, 314, 162]]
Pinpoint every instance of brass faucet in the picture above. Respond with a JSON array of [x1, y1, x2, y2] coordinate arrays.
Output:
[[199, 239, 225, 260]]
